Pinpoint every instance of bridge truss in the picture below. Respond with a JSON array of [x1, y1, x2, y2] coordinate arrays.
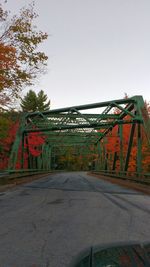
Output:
[[9, 95, 150, 176]]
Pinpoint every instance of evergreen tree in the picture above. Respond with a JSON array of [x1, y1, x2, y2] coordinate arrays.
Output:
[[37, 90, 50, 111], [21, 90, 50, 112], [21, 90, 37, 112]]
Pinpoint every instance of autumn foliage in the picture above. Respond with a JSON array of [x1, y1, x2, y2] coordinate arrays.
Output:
[[0, 43, 17, 105], [0, 121, 46, 169], [104, 123, 150, 172], [25, 132, 46, 157], [0, 120, 19, 169], [0, 2, 48, 108]]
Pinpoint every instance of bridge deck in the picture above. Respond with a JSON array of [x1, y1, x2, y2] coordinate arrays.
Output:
[[0, 172, 150, 267]]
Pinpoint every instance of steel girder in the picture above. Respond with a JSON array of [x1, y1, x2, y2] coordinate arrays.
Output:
[[8, 96, 150, 174]]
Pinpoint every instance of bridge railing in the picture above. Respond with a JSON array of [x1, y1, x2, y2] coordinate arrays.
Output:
[[92, 170, 150, 185]]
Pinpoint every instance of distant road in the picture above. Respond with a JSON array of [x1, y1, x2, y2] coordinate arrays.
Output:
[[0, 172, 150, 267]]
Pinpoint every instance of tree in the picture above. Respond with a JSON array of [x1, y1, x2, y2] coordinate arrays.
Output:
[[0, 1, 48, 108], [0, 117, 19, 169], [0, 43, 16, 90], [36, 90, 50, 111], [20, 90, 37, 112], [21, 89, 50, 112]]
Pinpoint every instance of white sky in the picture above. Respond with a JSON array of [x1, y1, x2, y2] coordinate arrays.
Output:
[[5, 0, 150, 109]]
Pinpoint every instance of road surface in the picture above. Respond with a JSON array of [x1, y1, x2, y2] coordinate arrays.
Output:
[[0, 172, 150, 267]]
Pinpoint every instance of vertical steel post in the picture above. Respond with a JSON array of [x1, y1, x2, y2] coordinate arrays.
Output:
[[25, 134, 31, 169], [45, 145, 49, 169], [41, 143, 45, 169], [119, 124, 123, 172], [137, 123, 142, 173], [124, 123, 136, 171], [21, 132, 24, 169], [8, 114, 26, 170], [112, 152, 117, 171], [105, 153, 108, 170], [104, 140, 108, 171], [43, 144, 47, 169], [49, 146, 52, 170], [96, 142, 101, 171], [103, 137, 108, 170], [101, 141, 105, 170]]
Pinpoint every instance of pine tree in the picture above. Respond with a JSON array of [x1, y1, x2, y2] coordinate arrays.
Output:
[[21, 90, 50, 112], [21, 90, 37, 112], [37, 90, 50, 111]]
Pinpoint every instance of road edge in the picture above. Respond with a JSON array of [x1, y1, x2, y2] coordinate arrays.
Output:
[[89, 172, 150, 195]]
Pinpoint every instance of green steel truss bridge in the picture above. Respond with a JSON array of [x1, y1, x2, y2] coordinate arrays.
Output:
[[9, 95, 150, 177]]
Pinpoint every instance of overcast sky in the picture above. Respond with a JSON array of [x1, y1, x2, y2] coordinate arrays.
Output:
[[5, 0, 150, 109]]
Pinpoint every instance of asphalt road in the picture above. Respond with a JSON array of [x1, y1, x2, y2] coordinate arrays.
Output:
[[0, 172, 150, 267]]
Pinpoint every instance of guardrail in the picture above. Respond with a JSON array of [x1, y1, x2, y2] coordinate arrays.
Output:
[[92, 170, 150, 185], [0, 169, 52, 186]]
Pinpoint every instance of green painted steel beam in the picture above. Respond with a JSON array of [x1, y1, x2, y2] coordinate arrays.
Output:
[[26, 97, 136, 117], [24, 119, 142, 133], [133, 95, 150, 145], [124, 123, 136, 171]]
